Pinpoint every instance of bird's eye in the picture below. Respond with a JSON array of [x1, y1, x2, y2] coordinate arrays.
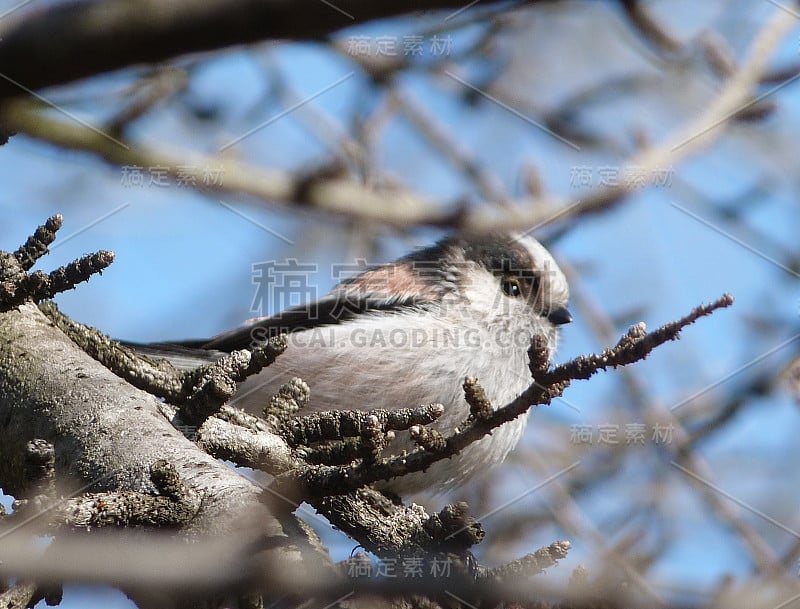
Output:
[[502, 278, 521, 297]]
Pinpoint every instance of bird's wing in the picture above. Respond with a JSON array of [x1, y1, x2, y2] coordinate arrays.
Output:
[[128, 257, 445, 357], [198, 293, 428, 352], [120, 289, 426, 370], [197, 259, 446, 352]]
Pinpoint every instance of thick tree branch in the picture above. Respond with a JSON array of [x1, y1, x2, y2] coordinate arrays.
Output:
[[39, 299, 287, 425], [0, 222, 335, 607], [0, 0, 515, 100]]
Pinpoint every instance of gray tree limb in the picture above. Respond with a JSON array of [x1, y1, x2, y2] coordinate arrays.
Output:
[[0, 302, 333, 608]]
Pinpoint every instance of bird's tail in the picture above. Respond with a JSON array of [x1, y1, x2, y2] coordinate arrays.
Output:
[[122, 341, 224, 371]]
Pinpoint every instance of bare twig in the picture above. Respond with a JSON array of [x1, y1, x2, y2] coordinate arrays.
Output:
[[480, 540, 570, 581], [179, 340, 286, 425], [13, 214, 62, 271], [0, 244, 114, 311], [39, 300, 188, 400], [283, 403, 445, 446]]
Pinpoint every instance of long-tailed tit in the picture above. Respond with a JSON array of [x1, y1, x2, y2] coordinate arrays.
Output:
[[146, 233, 571, 495]]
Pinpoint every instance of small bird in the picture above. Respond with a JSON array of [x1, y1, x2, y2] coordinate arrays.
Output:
[[146, 232, 571, 495]]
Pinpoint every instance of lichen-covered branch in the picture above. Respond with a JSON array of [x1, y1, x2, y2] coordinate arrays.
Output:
[[178, 339, 286, 425], [196, 414, 297, 473], [0, 581, 40, 609], [282, 403, 445, 446], [316, 491, 485, 557], [13, 214, 62, 271], [39, 299, 188, 400], [0, 222, 114, 311], [0, 220, 333, 608], [39, 298, 286, 426], [12, 460, 200, 530], [480, 541, 571, 582], [536, 295, 734, 386]]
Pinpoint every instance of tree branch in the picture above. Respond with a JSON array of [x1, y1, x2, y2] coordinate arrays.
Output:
[[0, 0, 516, 99], [0, 223, 334, 608], [4, 0, 795, 238]]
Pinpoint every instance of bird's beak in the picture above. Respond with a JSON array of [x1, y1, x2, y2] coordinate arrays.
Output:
[[547, 306, 572, 325]]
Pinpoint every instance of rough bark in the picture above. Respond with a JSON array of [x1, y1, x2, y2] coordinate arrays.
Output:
[[0, 302, 333, 607]]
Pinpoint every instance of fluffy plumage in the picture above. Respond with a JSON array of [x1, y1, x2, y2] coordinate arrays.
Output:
[[141, 232, 571, 495]]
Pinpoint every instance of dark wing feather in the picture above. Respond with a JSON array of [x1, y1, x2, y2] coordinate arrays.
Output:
[[197, 293, 429, 352], [134, 254, 449, 355], [121, 294, 424, 370]]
